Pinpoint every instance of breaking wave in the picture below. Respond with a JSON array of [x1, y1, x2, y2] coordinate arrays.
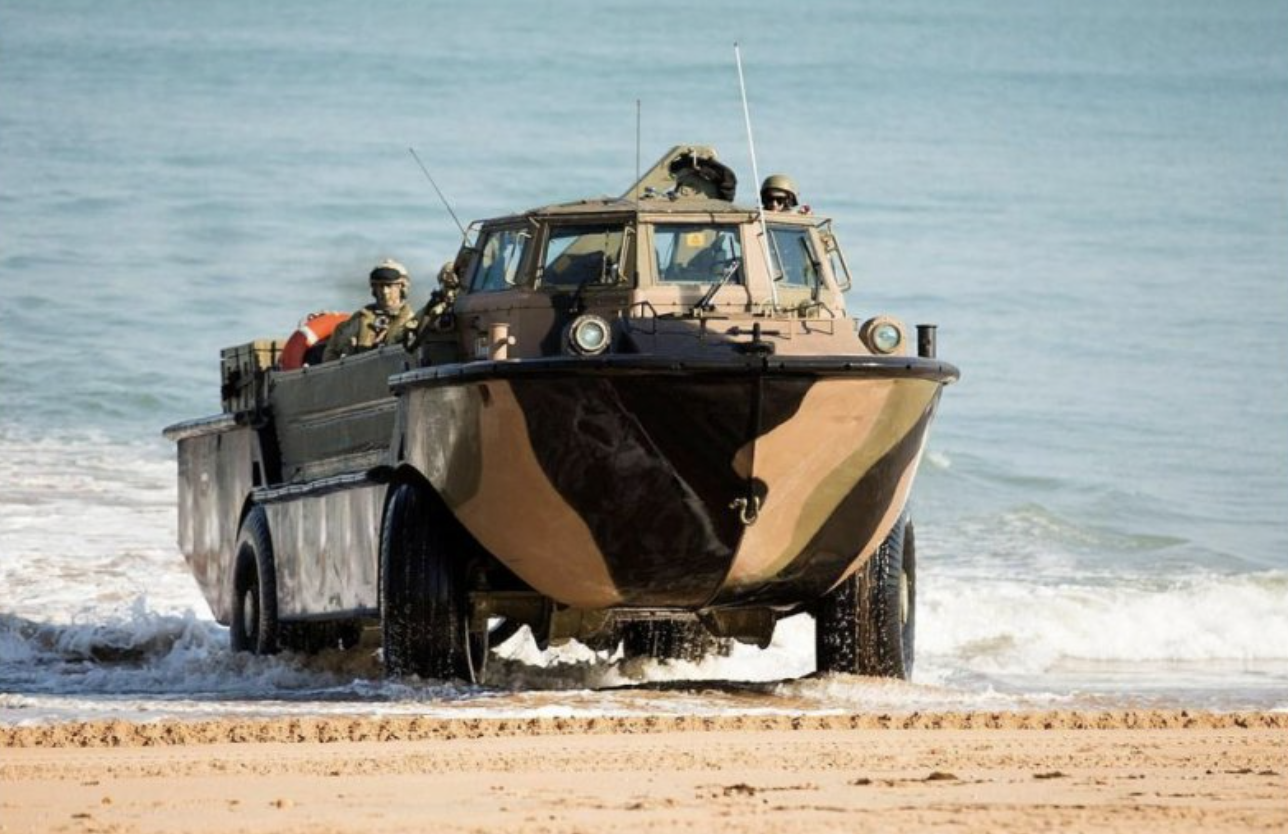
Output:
[[921, 570, 1288, 668]]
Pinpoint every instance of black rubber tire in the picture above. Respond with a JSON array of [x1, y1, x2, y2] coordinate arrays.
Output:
[[468, 629, 489, 681], [229, 507, 280, 655], [379, 483, 477, 681], [815, 517, 917, 678], [620, 620, 716, 663]]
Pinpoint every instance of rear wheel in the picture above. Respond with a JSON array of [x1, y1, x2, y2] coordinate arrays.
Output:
[[815, 517, 916, 678], [379, 483, 479, 681], [230, 507, 279, 655]]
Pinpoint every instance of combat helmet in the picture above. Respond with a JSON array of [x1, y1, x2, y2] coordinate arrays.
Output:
[[369, 258, 410, 288], [760, 174, 799, 210]]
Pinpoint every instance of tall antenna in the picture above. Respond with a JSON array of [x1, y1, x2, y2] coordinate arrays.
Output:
[[408, 147, 468, 241], [635, 99, 642, 205], [735, 42, 779, 309]]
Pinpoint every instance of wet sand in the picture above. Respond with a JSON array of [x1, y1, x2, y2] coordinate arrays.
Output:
[[3, 712, 1285, 833]]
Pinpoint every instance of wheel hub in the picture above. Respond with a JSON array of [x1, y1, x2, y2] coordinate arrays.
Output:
[[242, 587, 258, 640]]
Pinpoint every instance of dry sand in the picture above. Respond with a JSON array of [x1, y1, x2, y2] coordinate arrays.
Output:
[[2, 711, 1285, 833]]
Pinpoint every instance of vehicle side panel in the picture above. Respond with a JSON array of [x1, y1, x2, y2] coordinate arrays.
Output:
[[269, 348, 411, 483], [266, 485, 386, 618], [174, 425, 258, 624]]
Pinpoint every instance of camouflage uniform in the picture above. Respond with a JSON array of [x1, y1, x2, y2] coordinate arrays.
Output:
[[323, 258, 419, 361], [422, 262, 462, 324], [407, 260, 463, 350], [323, 303, 419, 360]]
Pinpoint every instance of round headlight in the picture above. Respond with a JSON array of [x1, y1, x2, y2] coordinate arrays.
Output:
[[860, 316, 906, 355], [873, 323, 902, 353], [565, 314, 611, 356]]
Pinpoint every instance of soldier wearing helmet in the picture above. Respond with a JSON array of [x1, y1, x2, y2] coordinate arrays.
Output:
[[760, 174, 807, 213], [409, 256, 465, 346], [323, 258, 420, 361]]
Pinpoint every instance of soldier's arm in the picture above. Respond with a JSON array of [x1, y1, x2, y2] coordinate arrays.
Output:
[[322, 316, 355, 361]]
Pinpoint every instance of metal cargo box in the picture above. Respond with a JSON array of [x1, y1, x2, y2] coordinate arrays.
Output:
[[220, 340, 283, 414]]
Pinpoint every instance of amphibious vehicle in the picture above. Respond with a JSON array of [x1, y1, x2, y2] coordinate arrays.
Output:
[[163, 145, 959, 682]]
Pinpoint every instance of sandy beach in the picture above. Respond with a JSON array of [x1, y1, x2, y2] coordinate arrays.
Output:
[[3, 711, 1284, 833]]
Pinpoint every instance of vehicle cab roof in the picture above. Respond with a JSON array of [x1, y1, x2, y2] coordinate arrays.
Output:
[[474, 196, 825, 228], [470, 144, 826, 229]]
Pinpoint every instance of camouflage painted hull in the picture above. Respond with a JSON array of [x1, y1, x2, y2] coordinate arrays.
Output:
[[392, 355, 956, 611]]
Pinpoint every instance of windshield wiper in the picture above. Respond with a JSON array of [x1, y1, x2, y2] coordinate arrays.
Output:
[[798, 236, 823, 300], [692, 258, 742, 315]]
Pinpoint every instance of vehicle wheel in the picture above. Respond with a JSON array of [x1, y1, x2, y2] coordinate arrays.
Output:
[[230, 507, 280, 655], [815, 516, 916, 678], [620, 620, 715, 663], [379, 483, 477, 681]]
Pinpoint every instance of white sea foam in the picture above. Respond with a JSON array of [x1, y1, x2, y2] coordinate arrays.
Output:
[[920, 571, 1288, 668], [0, 603, 1065, 725], [0, 430, 206, 623], [924, 450, 952, 470]]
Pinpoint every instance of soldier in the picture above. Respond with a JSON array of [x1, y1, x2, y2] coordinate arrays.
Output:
[[420, 259, 463, 329], [760, 174, 806, 213], [405, 253, 466, 353], [323, 258, 420, 361]]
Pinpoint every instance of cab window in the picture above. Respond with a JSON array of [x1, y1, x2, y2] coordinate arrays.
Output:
[[654, 224, 743, 284], [767, 225, 821, 293], [540, 225, 626, 288], [469, 228, 529, 292]]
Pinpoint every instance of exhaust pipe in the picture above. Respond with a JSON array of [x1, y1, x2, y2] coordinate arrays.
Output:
[[916, 324, 937, 359]]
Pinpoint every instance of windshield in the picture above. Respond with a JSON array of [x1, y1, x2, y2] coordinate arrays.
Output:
[[653, 224, 743, 284], [540, 225, 626, 288]]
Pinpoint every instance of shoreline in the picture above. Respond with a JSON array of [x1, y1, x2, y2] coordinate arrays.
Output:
[[4, 709, 1285, 748], [3, 711, 1284, 833]]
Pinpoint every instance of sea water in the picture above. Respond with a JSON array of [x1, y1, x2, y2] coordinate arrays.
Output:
[[2, 0, 1286, 723]]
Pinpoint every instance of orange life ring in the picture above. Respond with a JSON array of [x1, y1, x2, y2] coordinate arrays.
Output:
[[278, 311, 351, 370]]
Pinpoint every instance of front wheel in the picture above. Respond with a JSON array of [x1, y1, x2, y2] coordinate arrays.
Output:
[[815, 516, 916, 679], [379, 483, 478, 681]]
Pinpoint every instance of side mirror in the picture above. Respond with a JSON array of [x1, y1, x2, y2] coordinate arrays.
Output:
[[451, 245, 479, 289]]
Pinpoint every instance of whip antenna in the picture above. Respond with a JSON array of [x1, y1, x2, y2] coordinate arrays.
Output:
[[635, 99, 642, 204], [408, 147, 468, 240], [734, 43, 779, 309]]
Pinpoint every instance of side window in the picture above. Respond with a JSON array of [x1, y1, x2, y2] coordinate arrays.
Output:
[[654, 224, 743, 284], [469, 229, 529, 293], [767, 225, 820, 293], [540, 225, 626, 288], [820, 228, 852, 291]]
